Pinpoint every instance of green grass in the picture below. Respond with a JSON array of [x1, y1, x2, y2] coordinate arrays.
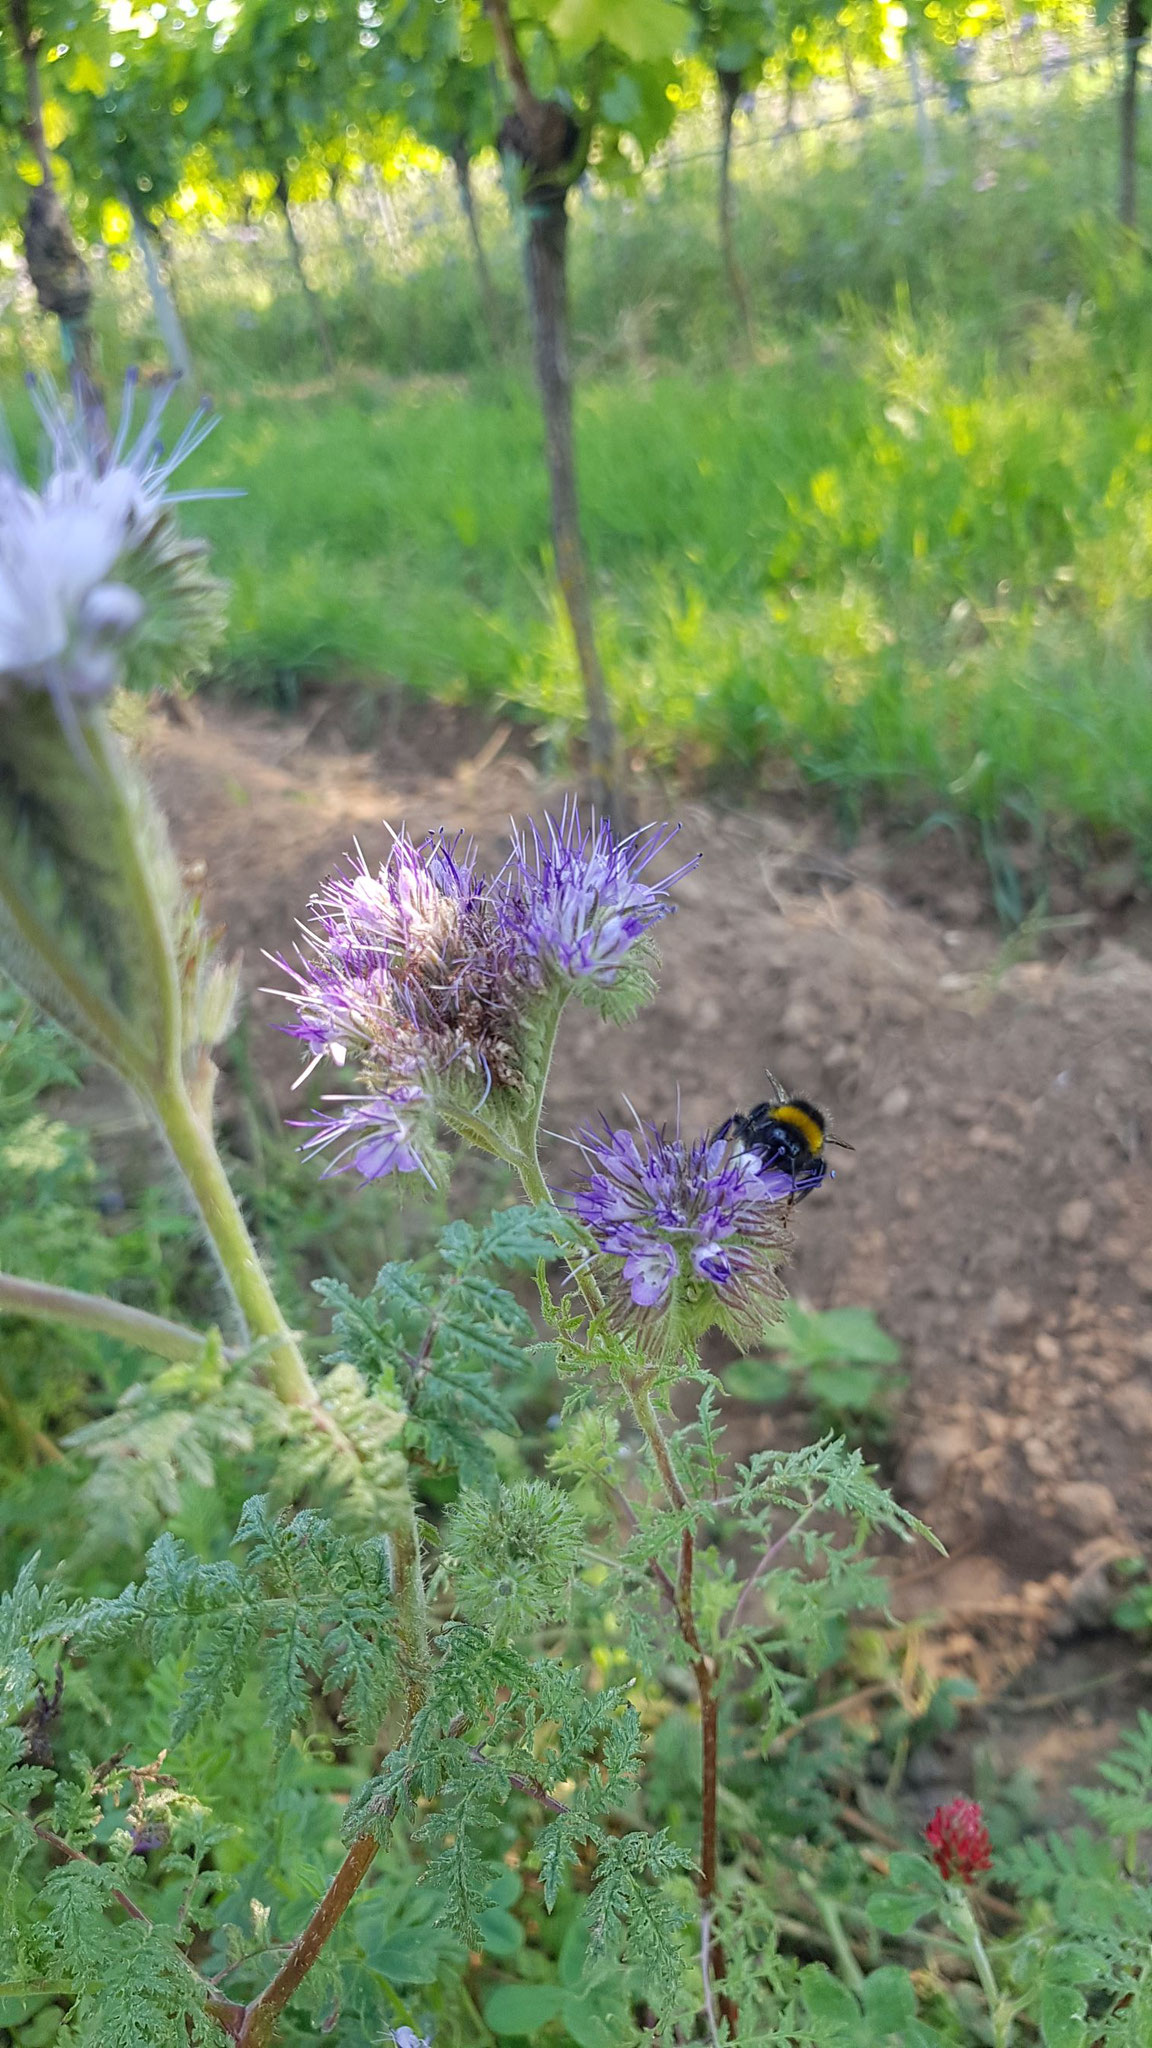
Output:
[[21, 64, 1152, 850]]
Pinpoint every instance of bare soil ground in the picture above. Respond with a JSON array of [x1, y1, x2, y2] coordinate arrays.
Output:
[[138, 691, 1152, 1813]]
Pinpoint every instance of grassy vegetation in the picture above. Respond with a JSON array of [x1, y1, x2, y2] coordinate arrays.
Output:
[[28, 64, 1152, 849]]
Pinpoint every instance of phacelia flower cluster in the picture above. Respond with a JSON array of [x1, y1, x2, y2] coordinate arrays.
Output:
[[274, 808, 696, 1184], [570, 1119, 794, 1344], [925, 1798, 993, 1886], [509, 813, 694, 997], [0, 372, 228, 719]]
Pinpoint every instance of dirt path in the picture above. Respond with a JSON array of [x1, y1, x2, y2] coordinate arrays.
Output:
[[142, 696, 1152, 1684]]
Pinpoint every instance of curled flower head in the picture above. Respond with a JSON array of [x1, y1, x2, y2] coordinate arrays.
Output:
[[276, 811, 696, 1186], [271, 828, 542, 1184], [509, 805, 697, 1015], [0, 370, 229, 718], [925, 1798, 992, 1885], [570, 1118, 793, 1347]]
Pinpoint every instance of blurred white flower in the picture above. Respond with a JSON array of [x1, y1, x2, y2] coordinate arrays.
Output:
[[0, 371, 234, 714]]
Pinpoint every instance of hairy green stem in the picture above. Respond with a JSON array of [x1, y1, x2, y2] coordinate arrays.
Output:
[[0, 1268, 227, 1367], [512, 1134, 738, 2031], [801, 1874, 866, 1996], [152, 1079, 314, 1409], [952, 1890, 1013, 2047]]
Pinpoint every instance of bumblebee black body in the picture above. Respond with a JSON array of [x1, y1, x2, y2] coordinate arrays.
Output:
[[716, 1095, 831, 1200]]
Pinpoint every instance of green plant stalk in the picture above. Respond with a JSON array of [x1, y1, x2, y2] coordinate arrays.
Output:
[[0, 1267, 228, 1367], [799, 1872, 866, 1996], [512, 1130, 738, 2031], [0, 703, 327, 1425], [151, 1076, 314, 1409], [951, 1889, 1013, 2048]]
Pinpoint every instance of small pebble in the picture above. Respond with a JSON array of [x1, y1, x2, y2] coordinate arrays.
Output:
[[1056, 1198, 1093, 1246], [987, 1286, 1033, 1332], [1054, 1480, 1119, 1537]]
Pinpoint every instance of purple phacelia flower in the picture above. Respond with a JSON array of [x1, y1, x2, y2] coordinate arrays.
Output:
[[269, 828, 539, 1183], [275, 812, 697, 1185], [508, 806, 697, 1007], [295, 1088, 430, 1183], [570, 1120, 792, 1345]]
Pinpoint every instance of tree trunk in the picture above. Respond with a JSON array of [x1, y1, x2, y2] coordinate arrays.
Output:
[[717, 68, 753, 343], [368, 166, 404, 258], [451, 139, 503, 355], [904, 44, 939, 190], [1120, 0, 1149, 229], [483, 0, 625, 822], [524, 194, 620, 819], [274, 169, 335, 375], [130, 203, 193, 383], [839, 33, 867, 117], [7, 0, 100, 414], [330, 174, 374, 295]]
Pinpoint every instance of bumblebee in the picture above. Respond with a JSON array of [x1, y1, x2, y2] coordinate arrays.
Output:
[[715, 1080, 848, 1201]]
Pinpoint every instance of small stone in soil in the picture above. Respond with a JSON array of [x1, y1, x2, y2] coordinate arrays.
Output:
[[1056, 1198, 1093, 1246], [1106, 1382, 1152, 1434], [1128, 1258, 1152, 1296], [1054, 1480, 1120, 1538], [987, 1286, 1034, 1332]]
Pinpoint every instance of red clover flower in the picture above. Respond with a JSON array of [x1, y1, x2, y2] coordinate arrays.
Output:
[[925, 1798, 993, 1885], [570, 1119, 793, 1345]]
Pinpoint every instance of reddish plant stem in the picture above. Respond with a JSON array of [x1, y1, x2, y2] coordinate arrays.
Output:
[[630, 1418, 738, 2035], [33, 1823, 149, 1928], [234, 1833, 378, 2046]]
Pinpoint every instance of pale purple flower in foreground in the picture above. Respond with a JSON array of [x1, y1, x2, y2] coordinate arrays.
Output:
[[275, 811, 697, 1184], [0, 370, 231, 711], [570, 1119, 793, 1339], [509, 806, 697, 991], [295, 1088, 429, 1182]]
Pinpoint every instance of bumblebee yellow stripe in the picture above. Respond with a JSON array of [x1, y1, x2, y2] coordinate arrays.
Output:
[[773, 1104, 825, 1154]]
